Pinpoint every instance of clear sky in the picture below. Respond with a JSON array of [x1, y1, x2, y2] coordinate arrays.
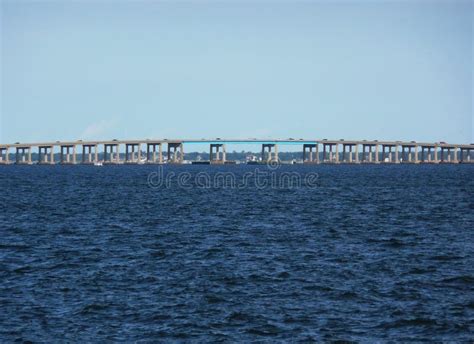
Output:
[[1, 0, 472, 147]]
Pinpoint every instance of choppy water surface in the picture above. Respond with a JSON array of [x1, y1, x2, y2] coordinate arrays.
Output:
[[0, 164, 473, 342]]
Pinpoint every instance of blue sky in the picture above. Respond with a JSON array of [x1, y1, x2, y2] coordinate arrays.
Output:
[[1, 0, 472, 148]]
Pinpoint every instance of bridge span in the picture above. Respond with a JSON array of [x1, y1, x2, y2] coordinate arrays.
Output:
[[0, 138, 473, 165]]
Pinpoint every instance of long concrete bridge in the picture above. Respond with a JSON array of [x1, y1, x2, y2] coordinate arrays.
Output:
[[0, 138, 473, 164]]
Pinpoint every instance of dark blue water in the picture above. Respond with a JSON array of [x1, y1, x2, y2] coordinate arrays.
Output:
[[1, 164, 473, 342]]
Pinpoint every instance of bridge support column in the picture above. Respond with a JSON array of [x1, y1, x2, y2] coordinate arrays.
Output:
[[342, 144, 356, 163], [167, 143, 184, 163], [125, 144, 131, 162], [82, 145, 97, 163], [303, 144, 318, 163], [116, 144, 120, 163], [0, 147, 8, 164], [15, 147, 27, 164], [146, 143, 163, 163], [94, 145, 98, 163], [103, 144, 110, 163], [104, 144, 120, 164], [60, 145, 75, 164], [262, 144, 278, 162], [60, 146, 66, 164], [382, 145, 393, 163], [126, 143, 140, 163], [39, 146, 54, 164], [460, 148, 471, 163], [210, 144, 226, 164]]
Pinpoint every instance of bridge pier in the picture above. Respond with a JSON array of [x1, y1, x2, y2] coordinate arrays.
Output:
[[421, 146, 438, 163], [104, 144, 120, 164], [381, 144, 395, 163], [0, 147, 9, 164], [15, 147, 32, 164], [146, 143, 163, 164], [167, 142, 184, 163], [433, 146, 439, 163], [401, 144, 417, 163], [303, 144, 318, 163], [460, 148, 472, 163], [322, 143, 337, 163], [38, 146, 55, 164], [453, 147, 459, 163], [125, 143, 142, 163], [362, 144, 376, 163], [210, 144, 226, 164], [60, 145, 76, 164], [421, 146, 428, 163], [82, 144, 98, 164], [262, 144, 278, 162], [341, 143, 357, 163], [440, 147, 458, 163]]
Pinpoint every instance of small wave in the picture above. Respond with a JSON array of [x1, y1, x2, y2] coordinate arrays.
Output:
[[430, 255, 463, 262], [226, 311, 252, 322], [441, 275, 474, 284], [11, 265, 33, 274], [407, 267, 437, 275], [303, 284, 332, 292], [246, 324, 283, 336], [378, 317, 439, 329], [79, 303, 109, 314], [205, 294, 225, 304], [381, 238, 409, 248], [0, 244, 31, 250], [277, 271, 290, 279]]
